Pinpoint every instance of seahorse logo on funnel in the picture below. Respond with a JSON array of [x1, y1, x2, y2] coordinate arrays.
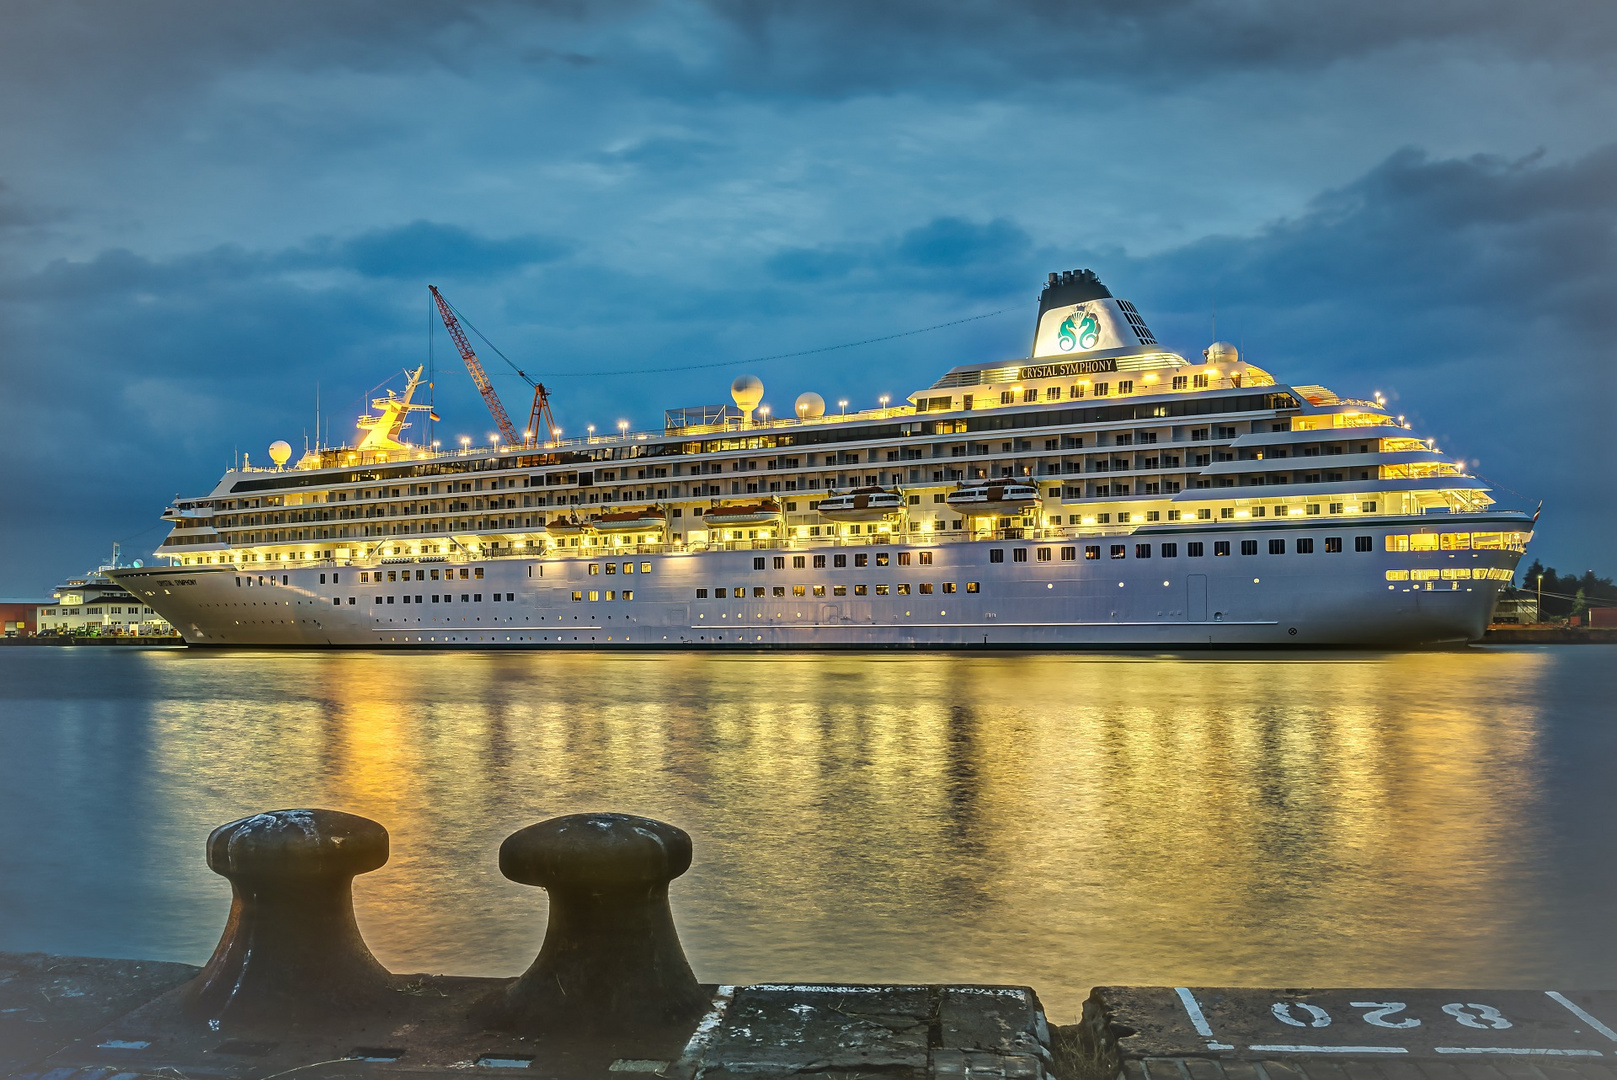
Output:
[[1057, 309, 1101, 352]]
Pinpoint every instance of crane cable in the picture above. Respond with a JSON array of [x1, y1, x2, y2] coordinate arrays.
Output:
[[439, 300, 1010, 380]]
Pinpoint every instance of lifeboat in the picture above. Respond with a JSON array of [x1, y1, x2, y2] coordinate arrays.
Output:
[[815, 486, 906, 522], [702, 500, 783, 528], [590, 507, 667, 533], [944, 482, 1042, 517]]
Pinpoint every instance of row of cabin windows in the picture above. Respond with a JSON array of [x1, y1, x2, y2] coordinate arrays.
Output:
[[695, 583, 978, 598], [587, 562, 654, 575], [358, 567, 482, 583], [1000, 381, 1140, 404], [369, 592, 514, 604], [572, 591, 635, 601], [990, 536, 1373, 562], [752, 551, 933, 570]]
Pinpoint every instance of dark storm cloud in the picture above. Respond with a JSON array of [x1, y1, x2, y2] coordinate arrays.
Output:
[[768, 217, 1033, 285], [696, 0, 1617, 95]]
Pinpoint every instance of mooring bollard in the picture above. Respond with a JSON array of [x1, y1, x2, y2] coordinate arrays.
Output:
[[181, 808, 393, 1031], [479, 812, 708, 1035]]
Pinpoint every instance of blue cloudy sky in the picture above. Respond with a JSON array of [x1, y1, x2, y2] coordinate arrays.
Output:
[[2, 0, 1613, 595]]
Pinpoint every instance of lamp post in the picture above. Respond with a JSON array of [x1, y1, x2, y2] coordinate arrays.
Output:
[[618, 420, 629, 437], [587, 424, 595, 443], [879, 394, 889, 414], [838, 399, 848, 417], [1537, 573, 1543, 624]]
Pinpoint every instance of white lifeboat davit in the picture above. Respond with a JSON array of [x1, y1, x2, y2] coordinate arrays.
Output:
[[815, 487, 906, 522], [945, 482, 1042, 517], [702, 500, 783, 528], [545, 514, 592, 536], [590, 507, 667, 533]]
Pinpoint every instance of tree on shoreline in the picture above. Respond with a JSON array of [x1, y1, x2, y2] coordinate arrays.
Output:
[[1516, 561, 1616, 620]]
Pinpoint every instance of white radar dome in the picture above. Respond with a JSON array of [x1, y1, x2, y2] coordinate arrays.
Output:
[[1203, 341, 1239, 366], [794, 392, 826, 419], [268, 440, 293, 467], [730, 375, 764, 411]]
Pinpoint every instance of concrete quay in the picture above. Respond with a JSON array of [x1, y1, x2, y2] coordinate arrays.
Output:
[[4, 809, 1614, 1080]]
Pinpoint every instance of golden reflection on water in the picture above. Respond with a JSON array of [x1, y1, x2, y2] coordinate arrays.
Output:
[[128, 649, 1558, 1021]]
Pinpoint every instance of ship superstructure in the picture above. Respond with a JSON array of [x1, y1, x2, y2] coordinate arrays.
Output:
[[111, 270, 1531, 648]]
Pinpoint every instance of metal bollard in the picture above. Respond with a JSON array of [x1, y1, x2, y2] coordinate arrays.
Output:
[[181, 808, 392, 1031], [479, 813, 708, 1035]]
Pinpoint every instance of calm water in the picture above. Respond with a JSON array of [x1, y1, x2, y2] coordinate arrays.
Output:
[[1, 645, 1614, 1021]]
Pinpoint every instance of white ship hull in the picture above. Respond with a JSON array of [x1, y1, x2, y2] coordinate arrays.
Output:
[[112, 516, 1524, 649]]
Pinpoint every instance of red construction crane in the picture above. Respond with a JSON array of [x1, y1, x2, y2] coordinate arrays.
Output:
[[429, 286, 558, 449]]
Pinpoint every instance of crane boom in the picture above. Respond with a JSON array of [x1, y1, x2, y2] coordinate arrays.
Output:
[[430, 285, 520, 446]]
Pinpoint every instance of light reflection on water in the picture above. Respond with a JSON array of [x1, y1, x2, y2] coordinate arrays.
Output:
[[1, 646, 1614, 1021]]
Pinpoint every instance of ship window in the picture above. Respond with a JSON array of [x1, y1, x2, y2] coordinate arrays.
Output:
[[1214, 542, 1231, 556], [696, 589, 708, 598], [1046, 386, 1061, 400], [1037, 547, 1051, 561], [833, 585, 847, 596], [1385, 570, 1410, 581], [1307, 504, 1321, 516], [966, 582, 980, 593], [387, 571, 397, 582], [1070, 384, 1085, 398], [814, 554, 827, 568], [1297, 538, 1314, 554], [1173, 376, 1188, 390], [1188, 542, 1204, 557], [1356, 536, 1373, 552], [588, 591, 599, 602], [1136, 544, 1151, 558], [1023, 388, 1038, 402], [917, 583, 931, 594], [793, 585, 806, 596], [1118, 380, 1134, 394], [1110, 545, 1126, 559], [834, 554, 847, 568], [320, 574, 327, 584], [753, 557, 766, 570], [623, 590, 634, 600], [794, 555, 807, 569], [876, 585, 890, 595], [1242, 540, 1259, 555], [990, 549, 1005, 563], [621, 563, 634, 574], [1084, 546, 1100, 560], [1013, 548, 1028, 563], [589, 564, 600, 575], [855, 553, 869, 567], [474, 568, 484, 579], [572, 591, 583, 601], [715, 588, 727, 597], [1161, 543, 1178, 557], [813, 585, 826, 597], [474, 593, 482, 602], [603, 590, 614, 601], [753, 587, 766, 598], [773, 587, 786, 597], [1061, 547, 1076, 561], [332, 597, 339, 605], [1093, 383, 1109, 396], [605, 563, 616, 575], [1269, 539, 1286, 555], [898, 552, 911, 566], [919, 551, 933, 564], [774, 556, 786, 569], [876, 552, 890, 566], [348, 597, 355, 605], [943, 583, 957, 593], [1325, 537, 1343, 553], [387, 596, 395, 603], [641, 562, 652, 573], [1001, 391, 1015, 404]]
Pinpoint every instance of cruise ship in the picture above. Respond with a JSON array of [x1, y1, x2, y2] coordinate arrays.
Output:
[[110, 270, 1532, 648]]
